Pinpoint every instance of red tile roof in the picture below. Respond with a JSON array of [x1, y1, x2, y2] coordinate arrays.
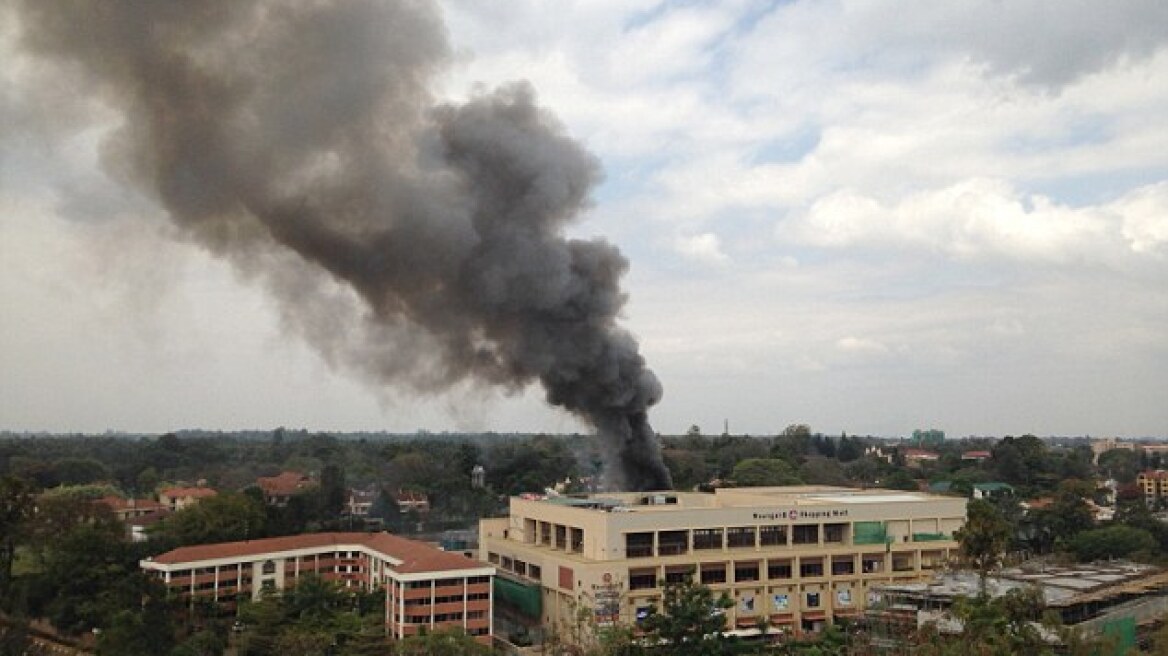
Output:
[[161, 487, 218, 499], [148, 532, 484, 574], [94, 496, 168, 512], [902, 448, 939, 459], [962, 450, 992, 459], [129, 508, 172, 527], [258, 472, 314, 497]]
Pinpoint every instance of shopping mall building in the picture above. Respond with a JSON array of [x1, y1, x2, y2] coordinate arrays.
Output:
[[480, 485, 966, 643]]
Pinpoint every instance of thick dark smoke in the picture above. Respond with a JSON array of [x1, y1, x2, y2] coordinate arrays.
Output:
[[11, 0, 672, 491]]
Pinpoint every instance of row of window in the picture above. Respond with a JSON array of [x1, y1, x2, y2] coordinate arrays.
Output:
[[628, 554, 922, 589], [404, 576, 489, 590], [528, 521, 585, 553], [402, 592, 490, 606], [628, 524, 856, 557], [404, 610, 486, 624]]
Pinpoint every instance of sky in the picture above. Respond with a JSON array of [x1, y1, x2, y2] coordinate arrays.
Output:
[[2, 0, 1166, 439]]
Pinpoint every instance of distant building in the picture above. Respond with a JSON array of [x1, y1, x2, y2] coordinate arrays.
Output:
[[960, 451, 992, 462], [257, 472, 315, 507], [394, 489, 430, 515], [901, 449, 940, 467], [140, 532, 495, 645], [128, 508, 172, 542], [869, 563, 1168, 651], [911, 429, 945, 448], [159, 486, 218, 511], [1137, 470, 1168, 507], [471, 465, 486, 489], [971, 482, 1014, 501], [346, 486, 377, 518], [93, 495, 168, 522], [480, 485, 966, 647]]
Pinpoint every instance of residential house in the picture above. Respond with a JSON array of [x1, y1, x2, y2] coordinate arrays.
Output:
[[159, 486, 218, 511], [257, 472, 315, 507]]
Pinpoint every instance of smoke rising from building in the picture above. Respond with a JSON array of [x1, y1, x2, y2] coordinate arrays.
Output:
[[12, 0, 672, 491]]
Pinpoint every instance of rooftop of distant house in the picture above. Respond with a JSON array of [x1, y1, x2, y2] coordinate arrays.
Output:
[[257, 472, 314, 496], [961, 450, 992, 460], [160, 486, 218, 498], [902, 448, 940, 459], [93, 495, 168, 512]]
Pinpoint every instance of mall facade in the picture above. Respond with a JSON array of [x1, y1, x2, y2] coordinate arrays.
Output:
[[480, 486, 966, 643]]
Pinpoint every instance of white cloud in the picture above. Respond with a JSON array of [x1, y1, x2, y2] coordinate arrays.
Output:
[[674, 232, 729, 265], [836, 336, 891, 356], [781, 178, 1168, 265]]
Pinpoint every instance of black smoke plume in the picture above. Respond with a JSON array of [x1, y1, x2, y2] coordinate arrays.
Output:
[[11, 0, 672, 491]]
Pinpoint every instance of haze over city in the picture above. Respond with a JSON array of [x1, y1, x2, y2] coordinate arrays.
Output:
[[2, 0, 1166, 440]]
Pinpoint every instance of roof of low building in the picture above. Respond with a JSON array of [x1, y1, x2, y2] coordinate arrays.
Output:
[[145, 531, 484, 575]]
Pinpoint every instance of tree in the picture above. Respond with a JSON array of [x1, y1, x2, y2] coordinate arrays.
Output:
[[639, 577, 736, 656], [396, 627, 491, 656], [0, 476, 35, 588], [1069, 525, 1157, 562], [955, 499, 1012, 592], [882, 469, 919, 491], [798, 456, 848, 486], [320, 464, 346, 518], [730, 458, 801, 487], [152, 492, 267, 548]]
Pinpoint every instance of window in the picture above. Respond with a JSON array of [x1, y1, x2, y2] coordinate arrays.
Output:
[[760, 526, 787, 546], [700, 564, 727, 585], [693, 528, 724, 550], [793, 525, 819, 545], [626, 532, 653, 558], [727, 527, 756, 548], [767, 560, 792, 580], [824, 523, 847, 543], [831, 557, 854, 576], [806, 592, 820, 608], [262, 560, 276, 575], [629, 569, 657, 590], [799, 558, 824, 578], [734, 562, 760, 582], [658, 530, 688, 556], [665, 567, 694, 584], [529, 564, 542, 580], [571, 527, 584, 553], [862, 555, 884, 573]]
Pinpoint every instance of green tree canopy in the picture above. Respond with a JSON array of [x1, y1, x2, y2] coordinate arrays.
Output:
[[639, 577, 736, 656], [730, 458, 801, 487], [956, 499, 1012, 590], [1069, 525, 1157, 562]]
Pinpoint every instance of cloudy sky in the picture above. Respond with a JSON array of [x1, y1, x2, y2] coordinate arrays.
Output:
[[2, 0, 1166, 439]]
